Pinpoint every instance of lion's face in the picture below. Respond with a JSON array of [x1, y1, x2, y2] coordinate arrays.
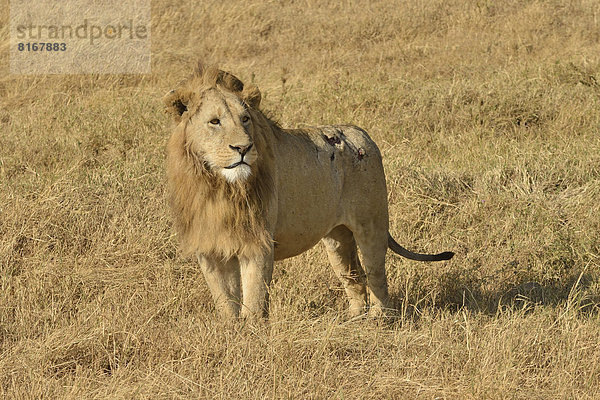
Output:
[[186, 89, 258, 183], [165, 67, 262, 184]]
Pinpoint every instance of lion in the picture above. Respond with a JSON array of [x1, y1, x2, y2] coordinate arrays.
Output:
[[164, 64, 454, 319]]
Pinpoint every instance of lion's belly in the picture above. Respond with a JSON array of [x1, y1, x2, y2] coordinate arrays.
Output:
[[273, 221, 335, 260], [272, 182, 343, 260], [273, 234, 324, 260]]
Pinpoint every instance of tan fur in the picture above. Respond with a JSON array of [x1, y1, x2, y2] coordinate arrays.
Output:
[[166, 65, 274, 260], [165, 64, 453, 319], [166, 126, 273, 260]]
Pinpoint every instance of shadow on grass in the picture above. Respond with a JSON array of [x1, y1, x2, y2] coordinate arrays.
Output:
[[388, 269, 600, 321]]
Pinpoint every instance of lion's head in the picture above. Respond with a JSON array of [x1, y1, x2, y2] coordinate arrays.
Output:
[[164, 64, 264, 183], [164, 64, 275, 259]]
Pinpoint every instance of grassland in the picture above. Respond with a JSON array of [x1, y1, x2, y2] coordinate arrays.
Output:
[[1, 0, 600, 398]]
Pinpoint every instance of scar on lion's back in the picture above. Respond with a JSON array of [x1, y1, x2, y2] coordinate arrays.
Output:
[[321, 126, 368, 162]]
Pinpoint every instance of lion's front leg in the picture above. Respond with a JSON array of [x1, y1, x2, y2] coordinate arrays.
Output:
[[239, 250, 274, 319], [198, 255, 241, 319]]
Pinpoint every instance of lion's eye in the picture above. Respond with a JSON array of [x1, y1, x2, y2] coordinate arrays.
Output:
[[209, 118, 220, 125], [242, 115, 250, 123]]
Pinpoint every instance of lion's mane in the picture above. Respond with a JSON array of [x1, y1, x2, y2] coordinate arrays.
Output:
[[166, 65, 276, 260]]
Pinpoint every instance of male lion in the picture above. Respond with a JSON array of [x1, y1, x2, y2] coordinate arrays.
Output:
[[164, 64, 453, 319]]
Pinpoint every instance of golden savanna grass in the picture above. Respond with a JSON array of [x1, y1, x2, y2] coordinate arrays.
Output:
[[2, 0, 600, 398]]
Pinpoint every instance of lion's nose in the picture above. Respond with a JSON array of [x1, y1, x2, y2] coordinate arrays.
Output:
[[229, 143, 253, 156]]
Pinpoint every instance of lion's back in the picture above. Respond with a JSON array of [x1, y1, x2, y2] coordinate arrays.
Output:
[[271, 124, 389, 259]]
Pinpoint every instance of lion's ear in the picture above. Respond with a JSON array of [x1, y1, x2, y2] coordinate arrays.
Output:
[[242, 84, 261, 109], [218, 71, 245, 93], [163, 89, 190, 123]]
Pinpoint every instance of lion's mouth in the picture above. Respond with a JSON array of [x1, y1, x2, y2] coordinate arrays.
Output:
[[224, 161, 249, 169]]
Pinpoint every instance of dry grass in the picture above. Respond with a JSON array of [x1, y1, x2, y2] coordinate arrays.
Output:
[[2, 0, 600, 398]]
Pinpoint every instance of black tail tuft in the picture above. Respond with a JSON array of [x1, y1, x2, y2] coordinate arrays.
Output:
[[436, 251, 455, 260], [388, 234, 454, 262]]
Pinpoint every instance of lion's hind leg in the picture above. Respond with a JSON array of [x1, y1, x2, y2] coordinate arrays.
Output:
[[352, 226, 391, 317], [322, 226, 368, 317]]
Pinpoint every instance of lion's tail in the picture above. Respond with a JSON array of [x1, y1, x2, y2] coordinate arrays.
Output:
[[387, 233, 454, 262]]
